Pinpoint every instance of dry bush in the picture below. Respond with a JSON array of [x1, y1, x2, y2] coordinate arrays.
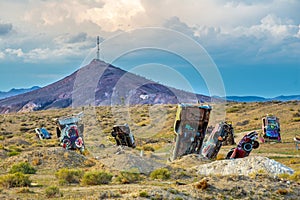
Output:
[[0, 172, 31, 188], [150, 168, 171, 180], [55, 168, 83, 185], [193, 178, 208, 190], [45, 186, 62, 198], [115, 170, 142, 184], [81, 171, 113, 185], [276, 189, 288, 195], [9, 162, 37, 174]]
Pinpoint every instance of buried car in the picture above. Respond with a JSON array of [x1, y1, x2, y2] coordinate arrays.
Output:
[[262, 115, 281, 142], [56, 112, 85, 152], [225, 131, 259, 159], [170, 103, 212, 161], [35, 127, 51, 140], [111, 124, 136, 148], [201, 121, 234, 159]]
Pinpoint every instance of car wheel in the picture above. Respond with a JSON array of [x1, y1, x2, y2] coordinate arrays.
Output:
[[242, 142, 253, 152]]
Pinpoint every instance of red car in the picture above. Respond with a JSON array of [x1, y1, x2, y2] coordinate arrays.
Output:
[[226, 131, 259, 159]]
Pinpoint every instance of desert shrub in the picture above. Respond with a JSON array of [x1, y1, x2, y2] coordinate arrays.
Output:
[[139, 191, 150, 198], [17, 188, 34, 194], [292, 117, 300, 122], [226, 106, 241, 113], [142, 145, 155, 152], [236, 120, 249, 126], [193, 178, 209, 190], [292, 112, 300, 117], [8, 151, 20, 157], [216, 153, 224, 160], [0, 172, 31, 188], [289, 171, 300, 182], [55, 168, 83, 185], [150, 168, 171, 180], [116, 170, 142, 184], [9, 162, 37, 174], [81, 171, 113, 185], [31, 158, 42, 166], [280, 171, 300, 183], [99, 191, 121, 199], [276, 189, 288, 195], [19, 127, 31, 132], [45, 186, 61, 198]]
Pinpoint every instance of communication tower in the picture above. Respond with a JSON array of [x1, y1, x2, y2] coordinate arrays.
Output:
[[96, 36, 100, 60]]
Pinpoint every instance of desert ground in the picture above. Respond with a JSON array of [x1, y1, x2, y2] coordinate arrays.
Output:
[[0, 101, 299, 199]]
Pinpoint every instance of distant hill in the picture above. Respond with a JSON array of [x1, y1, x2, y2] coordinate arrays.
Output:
[[226, 95, 300, 102], [0, 59, 211, 113], [0, 86, 40, 100]]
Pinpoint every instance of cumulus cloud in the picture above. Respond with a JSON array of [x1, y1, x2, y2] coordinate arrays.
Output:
[[0, 0, 299, 66], [0, 23, 12, 35], [5, 48, 24, 57], [0, 52, 4, 59], [79, 0, 145, 32]]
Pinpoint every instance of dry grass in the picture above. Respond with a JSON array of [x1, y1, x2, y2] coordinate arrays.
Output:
[[0, 102, 300, 199]]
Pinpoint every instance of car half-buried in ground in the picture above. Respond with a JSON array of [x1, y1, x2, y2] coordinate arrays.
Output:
[[55, 112, 85, 153], [35, 127, 51, 140], [201, 121, 234, 159], [262, 115, 281, 142], [111, 124, 136, 148], [170, 103, 212, 161], [225, 131, 259, 159]]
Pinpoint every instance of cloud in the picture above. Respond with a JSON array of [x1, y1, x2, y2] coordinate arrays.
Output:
[[5, 48, 24, 57], [0, 52, 4, 59], [0, 23, 12, 35], [67, 32, 88, 43], [79, 0, 145, 32], [0, 0, 299, 67]]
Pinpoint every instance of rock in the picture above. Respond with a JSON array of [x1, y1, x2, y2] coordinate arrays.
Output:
[[196, 156, 294, 176]]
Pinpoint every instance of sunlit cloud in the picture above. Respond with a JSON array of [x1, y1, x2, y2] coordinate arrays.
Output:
[[79, 0, 145, 31]]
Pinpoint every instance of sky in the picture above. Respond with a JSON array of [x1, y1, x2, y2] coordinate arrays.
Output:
[[0, 0, 299, 98]]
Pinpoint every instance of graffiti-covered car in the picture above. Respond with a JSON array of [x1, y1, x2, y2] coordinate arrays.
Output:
[[35, 127, 51, 140], [56, 112, 85, 152], [262, 115, 281, 142], [225, 131, 259, 159], [111, 124, 136, 148], [201, 121, 234, 159], [170, 103, 212, 161]]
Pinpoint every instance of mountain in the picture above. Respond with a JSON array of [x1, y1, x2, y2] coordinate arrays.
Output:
[[226, 96, 267, 102], [0, 86, 40, 100], [0, 59, 211, 113], [226, 95, 300, 102]]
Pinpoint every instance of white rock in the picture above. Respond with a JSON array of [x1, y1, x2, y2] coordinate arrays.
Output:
[[196, 156, 294, 176]]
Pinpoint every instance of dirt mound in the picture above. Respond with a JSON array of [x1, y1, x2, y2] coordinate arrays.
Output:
[[196, 156, 294, 176], [1, 147, 95, 171], [169, 154, 211, 168], [94, 146, 166, 175]]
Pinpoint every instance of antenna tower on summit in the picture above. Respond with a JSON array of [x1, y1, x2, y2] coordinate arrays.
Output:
[[96, 36, 100, 60]]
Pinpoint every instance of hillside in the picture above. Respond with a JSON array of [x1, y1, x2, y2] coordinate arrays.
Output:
[[0, 86, 40, 100], [0, 59, 211, 114], [226, 95, 300, 102], [0, 101, 299, 199]]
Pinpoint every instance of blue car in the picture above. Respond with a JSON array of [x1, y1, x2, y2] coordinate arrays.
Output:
[[262, 115, 281, 142], [35, 128, 52, 140]]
